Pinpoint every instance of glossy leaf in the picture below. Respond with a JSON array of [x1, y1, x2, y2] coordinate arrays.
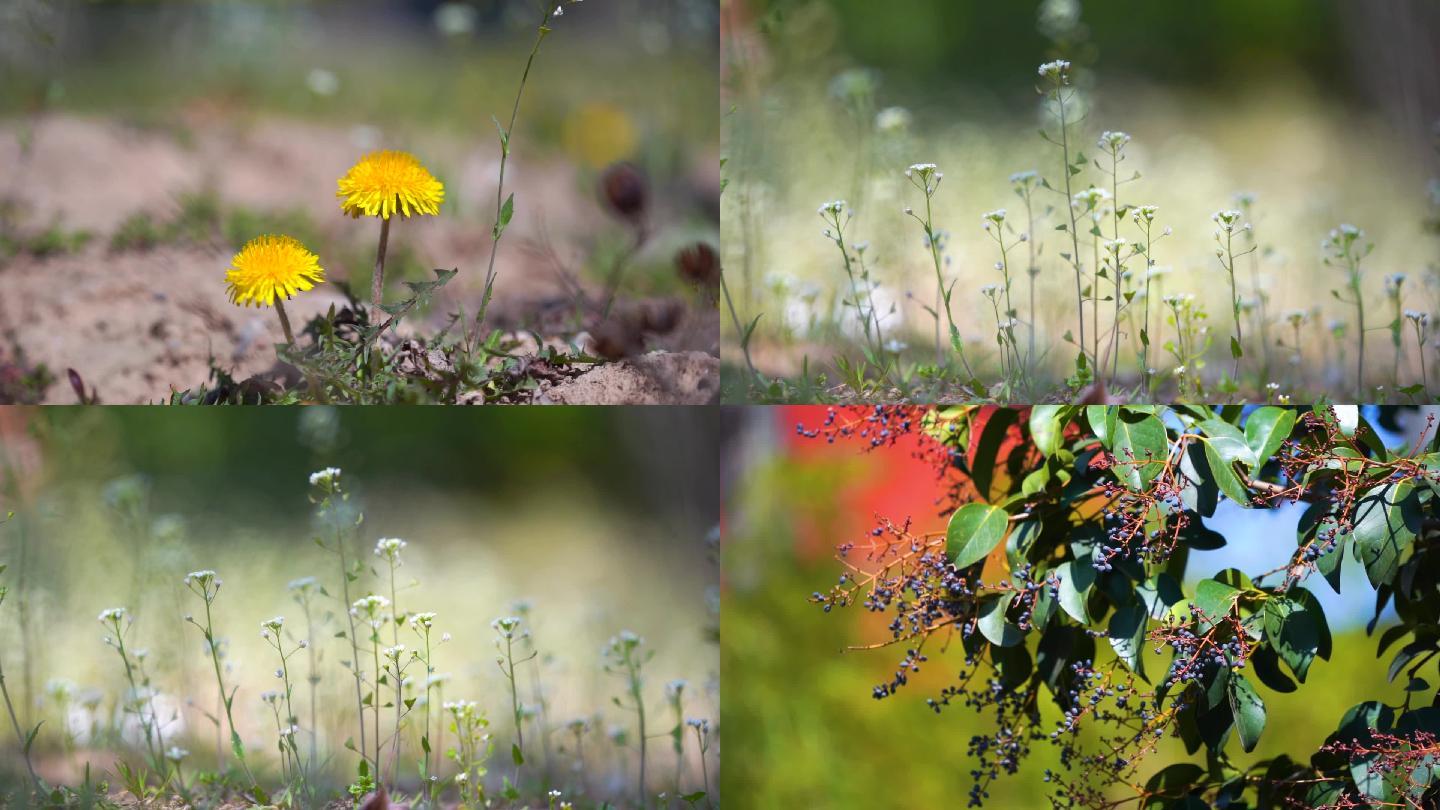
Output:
[[947, 503, 1010, 569], [1108, 600, 1148, 680], [1030, 404, 1066, 458], [978, 592, 1024, 647], [1245, 406, 1297, 468], [1111, 410, 1168, 491], [1228, 672, 1266, 752], [1352, 481, 1420, 588]]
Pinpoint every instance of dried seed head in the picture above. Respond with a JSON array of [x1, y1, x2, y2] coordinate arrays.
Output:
[[599, 162, 647, 223], [675, 242, 719, 289]]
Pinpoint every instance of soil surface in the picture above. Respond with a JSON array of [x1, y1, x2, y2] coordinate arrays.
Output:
[[0, 114, 718, 404]]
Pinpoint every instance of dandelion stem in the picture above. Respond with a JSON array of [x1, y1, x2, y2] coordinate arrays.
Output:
[[275, 298, 296, 345], [478, 5, 557, 330], [371, 217, 391, 322]]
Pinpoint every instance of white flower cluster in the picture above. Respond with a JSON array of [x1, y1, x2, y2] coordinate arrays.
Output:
[[904, 163, 943, 195], [1037, 59, 1071, 81], [1098, 130, 1131, 152], [308, 467, 341, 488], [1132, 204, 1159, 225], [981, 209, 1006, 229], [351, 594, 391, 627], [817, 200, 846, 218], [98, 607, 127, 624], [1071, 186, 1110, 210], [491, 616, 523, 640], [1211, 209, 1243, 233], [443, 699, 482, 720], [409, 611, 437, 630], [374, 537, 408, 561]]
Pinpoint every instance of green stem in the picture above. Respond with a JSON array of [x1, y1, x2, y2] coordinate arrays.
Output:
[[335, 525, 370, 773], [0, 658, 39, 790], [201, 598, 258, 790], [275, 298, 296, 345], [477, 5, 556, 330], [370, 217, 391, 323], [1056, 88, 1087, 364]]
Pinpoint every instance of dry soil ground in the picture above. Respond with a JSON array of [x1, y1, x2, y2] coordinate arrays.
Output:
[[0, 113, 718, 403]]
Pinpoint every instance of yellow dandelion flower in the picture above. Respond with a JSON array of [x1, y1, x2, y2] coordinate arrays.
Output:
[[336, 150, 445, 220], [225, 235, 325, 308]]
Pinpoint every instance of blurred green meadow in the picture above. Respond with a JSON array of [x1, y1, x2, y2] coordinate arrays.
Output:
[[721, 0, 1440, 401], [0, 406, 719, 803], [721, 408, 1418, 808]]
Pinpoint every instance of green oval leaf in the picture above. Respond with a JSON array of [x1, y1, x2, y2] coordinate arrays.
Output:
[[1245, 406, 1297, 468], [1264, 593, 1320, 682], [1202, 439, 1251, 508], [947, 503, 1010, 569], [1108, 600, 1148, 680], [1111, 410, 1168, 491], [978, 592, 1024, 647], [1228, 672, 1266, 752], [1030, 405, 1066, 457], [1352, 481, 1420, 588]]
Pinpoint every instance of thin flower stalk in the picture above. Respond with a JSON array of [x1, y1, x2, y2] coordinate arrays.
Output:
[[182, 571, 260, 793], [310, 468, 372, 773]]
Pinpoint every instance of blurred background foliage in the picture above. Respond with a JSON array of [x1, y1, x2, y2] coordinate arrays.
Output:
[[0, 406, 718, 796], [1, 0, 718, 155], [721, 406, 1426, 807], [753, 0, 1346, 99]]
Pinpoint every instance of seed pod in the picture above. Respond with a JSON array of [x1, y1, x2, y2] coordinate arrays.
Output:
[[675, 242, 719, 289], [599, 162, 647, 223]]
